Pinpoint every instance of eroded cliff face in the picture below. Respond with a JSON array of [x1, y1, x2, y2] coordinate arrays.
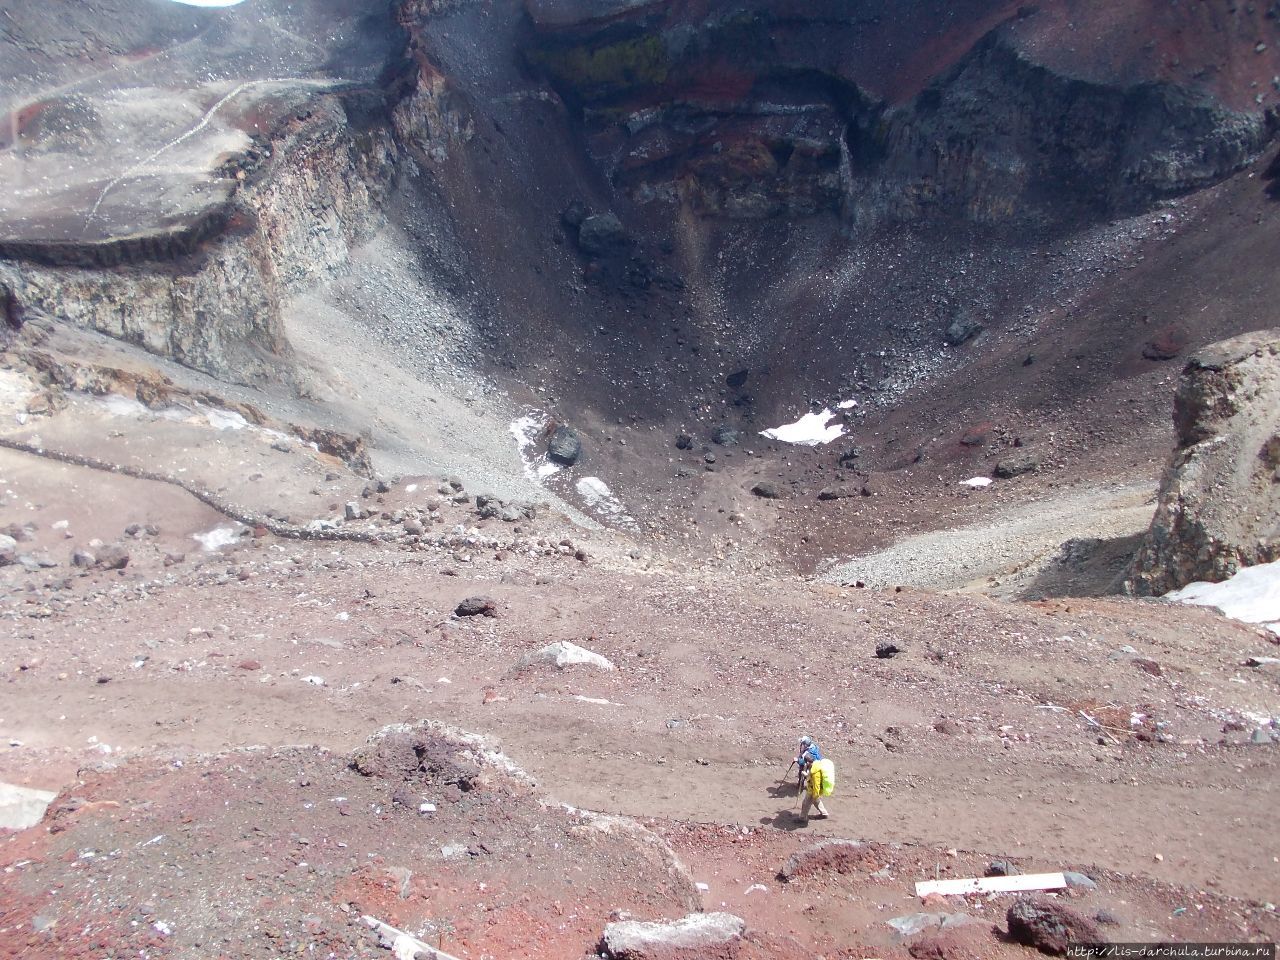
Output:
[[0, 92, 399, 385], [523, 1, 1277, 225], [1, 0, 1277, 415], [1128, 332, 1280, 596]]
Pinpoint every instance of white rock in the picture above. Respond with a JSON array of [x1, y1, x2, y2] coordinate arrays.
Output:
[[602, 912, 745, 958], [517, 641, 615, 672], [0, 782, 57, 830]]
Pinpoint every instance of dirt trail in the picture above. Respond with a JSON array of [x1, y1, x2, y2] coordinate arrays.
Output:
[[821, 482, 1156, 593]]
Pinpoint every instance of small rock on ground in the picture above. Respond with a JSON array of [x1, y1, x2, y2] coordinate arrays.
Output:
[[455, 596, 498, 617]]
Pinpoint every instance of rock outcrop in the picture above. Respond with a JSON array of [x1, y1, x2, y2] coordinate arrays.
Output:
[[1128, 331, 1280, 596]]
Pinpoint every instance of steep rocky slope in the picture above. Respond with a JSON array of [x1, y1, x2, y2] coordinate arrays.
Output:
[[1, 0, 1278, 566], [3, 5, 1280, 957]]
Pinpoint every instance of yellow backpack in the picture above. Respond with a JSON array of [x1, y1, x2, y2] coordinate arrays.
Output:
[[809, 758, 836, 797]]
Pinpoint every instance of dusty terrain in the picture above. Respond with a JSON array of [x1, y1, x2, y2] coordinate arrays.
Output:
[[1, 1, 1279, 958], [0, 403, 1277, 955]]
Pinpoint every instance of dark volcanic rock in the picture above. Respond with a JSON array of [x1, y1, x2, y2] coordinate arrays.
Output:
[[1006, 896, 1102, 955], [547, 426, 583, 466], [1129, 331, 1280, 594], [837, 446, 863, 467], [675, 433, 693, 450], [2, 282, 22, 330], [561, 199, 589, 230], [751, 481, 783, 499], [944, 315, 984, 346], [1142, 326, 1189, 361], [875, 642, 903, 659], [994, 454, 1040, 478], [712, 425, 739, 446], [576, 213, 630, 257], [455, 596, 498, 618], [817, 484, 860, 501]]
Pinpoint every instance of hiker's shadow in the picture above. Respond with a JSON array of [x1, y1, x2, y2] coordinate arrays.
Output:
[[766, 781, 799, 800], [761, 781, 806, 831], [759, 809, 807, 831]]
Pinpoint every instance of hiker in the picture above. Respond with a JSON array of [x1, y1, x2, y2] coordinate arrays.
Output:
[[793, 736, 834, 823], [800, 753, 835, 823], [795, 735, 822, 787]]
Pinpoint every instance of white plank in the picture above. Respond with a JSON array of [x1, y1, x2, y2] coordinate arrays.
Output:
[[361, 916, 464, 960], [915, 872, 1067, 897]]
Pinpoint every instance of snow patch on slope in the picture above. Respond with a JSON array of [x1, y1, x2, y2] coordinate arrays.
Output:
[[760, 408, 846, 446], [576, 476, 636, 528], [193, 525, 244, 551], [510, 412, 562, 482], [1166, 560, 1280, 635]]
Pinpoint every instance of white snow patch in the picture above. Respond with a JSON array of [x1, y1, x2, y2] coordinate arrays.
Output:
[[204, 408, 250, 431], [574, 695, 615, 706], [510, 412, 562, 482], [836, 399, 858, 410], [301, 675, 325, 686], [961, 477, 993, 488], [100, 394, 150, 418], [192, 524, 244, 551], [760, 408, 845, 446], [405, 484, 418, 493], [166, 0, 245, 7], [575, 476, 636, 527], [1165, 560, 1280, 635]]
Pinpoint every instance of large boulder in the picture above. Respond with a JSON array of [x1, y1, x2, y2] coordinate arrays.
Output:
[[577, 213, 631, 257], [547, 426, 583, 466], [1006, 896, 1102, 955], [1128, 331, 1280, 595], [994, 453, 1040, 479], [602, 912, 745, 959]]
